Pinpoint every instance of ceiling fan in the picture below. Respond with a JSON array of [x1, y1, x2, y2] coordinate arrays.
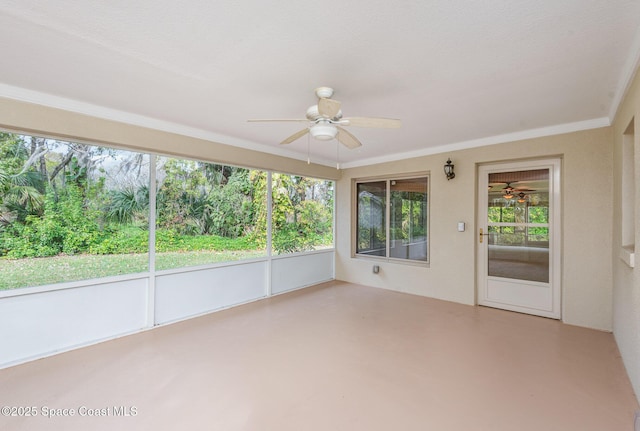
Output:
[[248, 87, 401, 149], [492, 182, 536, 201]]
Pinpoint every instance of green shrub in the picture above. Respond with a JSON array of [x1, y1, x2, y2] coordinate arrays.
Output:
[[89, 226, 148, 254], [155, 229, 257, 252], [273, 225, 318, 254], [0, 184, 103, 258]]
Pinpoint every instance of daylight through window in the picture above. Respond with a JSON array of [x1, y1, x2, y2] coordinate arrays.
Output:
[[356, 176, 428, 263], [0, 132, 335, 290]]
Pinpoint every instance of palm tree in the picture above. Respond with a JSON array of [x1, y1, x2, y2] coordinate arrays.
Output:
[[0, 168, 45, 226], [0, 133, 46, 226], [105, 185, 149, 224]]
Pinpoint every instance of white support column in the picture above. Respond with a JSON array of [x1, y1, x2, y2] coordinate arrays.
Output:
[[146, 154, 157, 328], [266, 171, 273, 296], [332, 180, 337, 279]]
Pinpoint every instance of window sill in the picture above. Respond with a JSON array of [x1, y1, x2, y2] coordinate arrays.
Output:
[[353, 254, 430, 268], [620, 245, 635, 268]]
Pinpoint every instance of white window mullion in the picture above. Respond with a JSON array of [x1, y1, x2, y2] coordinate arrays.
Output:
[[266, 171, 273, 296], [386, 179, 391, 259], [147, 154, 157, 328]]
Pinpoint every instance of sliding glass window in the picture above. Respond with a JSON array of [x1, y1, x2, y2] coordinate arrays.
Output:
[[355, 176, 428, 263], [356, 181, 386, 257]]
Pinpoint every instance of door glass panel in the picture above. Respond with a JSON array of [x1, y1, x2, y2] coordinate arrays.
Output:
[[487, 169, 549, 283]]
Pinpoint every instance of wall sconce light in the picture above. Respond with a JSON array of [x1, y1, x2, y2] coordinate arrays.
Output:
[[444, 158, 455, 180]]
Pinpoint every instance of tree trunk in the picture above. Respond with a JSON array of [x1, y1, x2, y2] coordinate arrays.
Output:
[[49, 150, 74, 182]]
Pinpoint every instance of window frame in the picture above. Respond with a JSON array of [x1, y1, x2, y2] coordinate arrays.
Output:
[[352, 172, 430, 265]]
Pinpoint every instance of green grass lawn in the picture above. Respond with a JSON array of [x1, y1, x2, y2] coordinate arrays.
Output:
[[0, 249, 267, 291]]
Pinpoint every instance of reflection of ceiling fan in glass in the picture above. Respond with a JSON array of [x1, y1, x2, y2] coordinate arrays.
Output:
[[502, 182, 516, 199], [490, 181, 536, 202]]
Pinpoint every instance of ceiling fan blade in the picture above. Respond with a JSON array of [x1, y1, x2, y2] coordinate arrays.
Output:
[[336, 126, 362, 149], [342, 117, 401, 128], [247, 119, 309, 123], [318, 98, 342, 118], [280, 128, 309, 145]]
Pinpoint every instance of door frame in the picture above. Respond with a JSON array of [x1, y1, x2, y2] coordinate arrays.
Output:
[[476, 158, 562, 319]]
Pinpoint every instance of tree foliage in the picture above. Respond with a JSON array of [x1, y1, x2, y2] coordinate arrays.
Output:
[[0, 133, 334, 259]]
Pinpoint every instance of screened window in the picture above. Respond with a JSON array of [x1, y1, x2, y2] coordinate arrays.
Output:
[[356, 176, 428, 263], [0, 133, 149, 290], [154, 157, 267, 271], [1, 130, 335, 290], [271, 174, 334, 255]]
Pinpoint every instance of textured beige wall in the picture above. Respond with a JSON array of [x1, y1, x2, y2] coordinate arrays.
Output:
[[0, 97, 340, 180], [612, 68, 640, 400], [336, 127, 613, 331]]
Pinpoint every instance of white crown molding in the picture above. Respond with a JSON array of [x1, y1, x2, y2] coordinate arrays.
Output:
[[0, 83, 613, 171], [0, 83, 337, 168], [340, 117, 611, 169], [609, 25, 640, 121]]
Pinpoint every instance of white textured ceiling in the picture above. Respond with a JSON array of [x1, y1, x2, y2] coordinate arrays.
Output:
[[1, 1, 639, 167]]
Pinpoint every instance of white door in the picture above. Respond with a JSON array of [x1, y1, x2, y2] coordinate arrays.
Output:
[[477, 159, 561, 319]]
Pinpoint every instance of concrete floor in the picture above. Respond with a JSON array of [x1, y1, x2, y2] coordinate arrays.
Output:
[[0, 281, 637, 430]]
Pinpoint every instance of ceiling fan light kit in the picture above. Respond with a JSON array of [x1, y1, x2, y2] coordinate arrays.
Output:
[[503, 185, 515, 199], [310, 121, 338, 141], [517, 192, 528, 203]]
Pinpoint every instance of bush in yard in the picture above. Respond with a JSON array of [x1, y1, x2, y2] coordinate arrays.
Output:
[[2, 184, 102, 258], [272, 225, 317, 254], [89, 226, 149, 254]]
